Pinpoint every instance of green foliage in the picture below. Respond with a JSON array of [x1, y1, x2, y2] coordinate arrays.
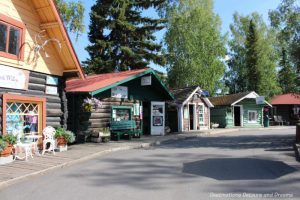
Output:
[[84, 0, 166, 73], [55, 128, 75, 144], [225, 13, 281, 99], [164, 0, 226, 95], [0, 137, 7, 152], [4, 134, 17, 145], [54, 0, 85, 38], [269, 0, 300, 93]]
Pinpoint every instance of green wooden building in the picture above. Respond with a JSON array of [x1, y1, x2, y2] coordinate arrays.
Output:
[[65, 68, 174, 141], [208, 92, 271, 128]]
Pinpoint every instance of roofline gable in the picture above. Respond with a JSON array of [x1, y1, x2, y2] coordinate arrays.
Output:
[[231, 91, 272, 107], [89, 69, 174, 100], [49, 0, 85, 79]]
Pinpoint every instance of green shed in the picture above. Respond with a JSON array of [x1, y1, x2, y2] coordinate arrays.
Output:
[[208, 92, 272, 128]]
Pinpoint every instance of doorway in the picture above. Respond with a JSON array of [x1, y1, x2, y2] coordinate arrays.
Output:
[[189, 104, 195, 130], [142, 101, 150, 135], [234, 106, 241, 126]]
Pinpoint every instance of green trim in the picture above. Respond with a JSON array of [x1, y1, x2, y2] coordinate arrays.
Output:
[[89, 69, 174, 100]]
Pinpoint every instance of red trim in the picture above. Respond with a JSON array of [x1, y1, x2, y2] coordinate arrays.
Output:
[[0, 14, 26, 61], [2, 94, 46, 135], [49, 0, 85, 80]]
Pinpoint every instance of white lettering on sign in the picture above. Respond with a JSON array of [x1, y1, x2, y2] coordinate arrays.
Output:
[[111, 86, 128, 98], [0, 65, 29, 90]]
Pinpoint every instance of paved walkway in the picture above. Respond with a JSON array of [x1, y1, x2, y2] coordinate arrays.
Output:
[[0, 126, 295, 189]]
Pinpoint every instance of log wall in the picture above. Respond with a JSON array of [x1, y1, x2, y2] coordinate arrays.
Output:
[[0, 70, 66, 134]]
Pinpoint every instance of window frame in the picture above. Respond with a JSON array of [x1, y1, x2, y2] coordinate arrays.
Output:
[[198, 104, 205, 125], [248, 110, 257, 123], [2, 94, 46, 135], [0, 14, 26, 61]]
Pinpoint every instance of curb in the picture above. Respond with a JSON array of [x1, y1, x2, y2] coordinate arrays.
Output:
[[0, 142, 153, 190], [293, 143, 300, 162]]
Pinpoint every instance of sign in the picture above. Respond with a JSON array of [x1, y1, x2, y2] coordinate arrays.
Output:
[[46, 86, 58, 95], [256, 96, 265, 104], [111, 86, 128, 98], [46, 76, 59, 85], [0, 65, 29, 90], [141, 76, 151, 86]]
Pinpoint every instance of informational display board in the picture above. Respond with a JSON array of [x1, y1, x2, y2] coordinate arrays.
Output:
[[256, 96, 265, 104], [46, 76, 59, 85], [46, 86, 58, 95], [150, 101, 165, 136], [111, 86, 128, 98], [0, 64, 29, 90], [141, 76, 151, 86]]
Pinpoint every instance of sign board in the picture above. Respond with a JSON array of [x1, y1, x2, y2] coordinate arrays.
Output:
[[111, 86, 128, 98], [141, 76, 151, 86], [46, 86, 58, 95], [256, 96, 265, 104], [0, 64, 29, 90], [46, 76, 59, 85]]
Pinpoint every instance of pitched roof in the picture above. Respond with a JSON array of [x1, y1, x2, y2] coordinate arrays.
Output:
[[66, 68, 174, 100], [209, 92, 252, 106], [271, 93, 300, 105], [170, 86, 199, 104], [31, 0, 85, 79]]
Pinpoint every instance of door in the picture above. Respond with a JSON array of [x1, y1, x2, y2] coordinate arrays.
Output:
[[234, 106, 241, 126], [150, 101, 165, 136], [189, 104, 196, 130]]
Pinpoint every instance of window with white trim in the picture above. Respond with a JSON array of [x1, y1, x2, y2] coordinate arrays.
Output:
[[248, 111, 257, 123], [198, 104, 204, 125]]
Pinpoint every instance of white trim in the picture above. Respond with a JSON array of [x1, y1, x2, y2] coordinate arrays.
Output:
[[231, 91, 272, 107], [233, 105, 243, 127], [248, 110, 258, 123], [202, 97, 214, 108], [182, 87, 201, 105]]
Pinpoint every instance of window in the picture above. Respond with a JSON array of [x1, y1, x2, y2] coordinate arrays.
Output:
[[248, 111, 257, 123], [0, 14, 25, 60], [2, 94, 46, 136], [198, 104, 204, 125]]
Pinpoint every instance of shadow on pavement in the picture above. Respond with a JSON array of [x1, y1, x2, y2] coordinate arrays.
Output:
[[183, 158, 297, 180]]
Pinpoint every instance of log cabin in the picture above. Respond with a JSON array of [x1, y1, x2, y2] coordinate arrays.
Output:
[[0, 0, 84, 138]]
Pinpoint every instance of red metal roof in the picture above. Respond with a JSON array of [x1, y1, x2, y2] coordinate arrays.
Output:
[[271, 93, 300, 105], [66, 68, 150, 93]]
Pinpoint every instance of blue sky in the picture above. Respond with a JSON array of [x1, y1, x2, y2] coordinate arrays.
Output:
[[68, 0, 282, 72]]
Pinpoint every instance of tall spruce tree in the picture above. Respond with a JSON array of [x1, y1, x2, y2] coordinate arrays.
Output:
[[225, 13, 281, 99], [84, 0, 166, 73], [165, 0, 226, 95]]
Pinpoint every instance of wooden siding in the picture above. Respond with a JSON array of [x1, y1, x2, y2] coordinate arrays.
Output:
[[67, 94, 141, 137], [0, 0, 73, 76], [0, 71, 66, 134], [237, 99, 263, 128]]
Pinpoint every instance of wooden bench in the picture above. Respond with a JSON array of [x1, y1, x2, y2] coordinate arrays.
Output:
[[110, 120, 142, 141]]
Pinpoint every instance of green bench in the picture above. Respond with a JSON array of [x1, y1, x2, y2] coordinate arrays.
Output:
[[110, 120, 142, 141]]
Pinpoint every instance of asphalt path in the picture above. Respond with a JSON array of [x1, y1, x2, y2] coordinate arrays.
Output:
[[0, 129, 299, 200]]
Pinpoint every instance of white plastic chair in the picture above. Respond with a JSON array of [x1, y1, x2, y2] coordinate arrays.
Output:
[[42, 126, 56, 155]]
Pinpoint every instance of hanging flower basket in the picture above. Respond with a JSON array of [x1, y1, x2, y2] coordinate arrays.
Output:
[[82, 97, 103, 112]]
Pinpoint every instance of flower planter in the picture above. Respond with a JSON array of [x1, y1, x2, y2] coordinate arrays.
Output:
[[56, 137, 67, 152], [0, 144, 14, 165]]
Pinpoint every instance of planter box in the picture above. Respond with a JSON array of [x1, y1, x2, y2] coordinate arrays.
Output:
[[91, 131, 110, 143], [0, 155, 13, 165], [56, 145, 68, 152]]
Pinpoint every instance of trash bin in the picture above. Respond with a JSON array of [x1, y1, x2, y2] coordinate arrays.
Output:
[[264, 115, 270, 127], [296, 124, 300, 143]]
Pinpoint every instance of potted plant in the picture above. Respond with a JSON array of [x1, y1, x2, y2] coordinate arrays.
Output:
[[99, 127, 110, 142], [54, 128, 75, 152], [0, 134, 17, 165], [82, 97, 102, 112]]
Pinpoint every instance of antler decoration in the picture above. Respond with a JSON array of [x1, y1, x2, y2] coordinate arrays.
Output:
[[33, 30, 62, 58]]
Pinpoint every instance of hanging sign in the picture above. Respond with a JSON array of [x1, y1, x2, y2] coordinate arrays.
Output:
[[141, 76, 151, 86], [256, 96, 265, 104], [46, 86, 58, 95], [0, 64, 29, 90], [111, 86, 128, 98], [46, 76, 59, 85]]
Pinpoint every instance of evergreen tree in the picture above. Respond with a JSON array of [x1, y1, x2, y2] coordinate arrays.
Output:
[[165, 0, 226, 95], [84, 0, 166, 73], [226, 13, 281, 99]]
